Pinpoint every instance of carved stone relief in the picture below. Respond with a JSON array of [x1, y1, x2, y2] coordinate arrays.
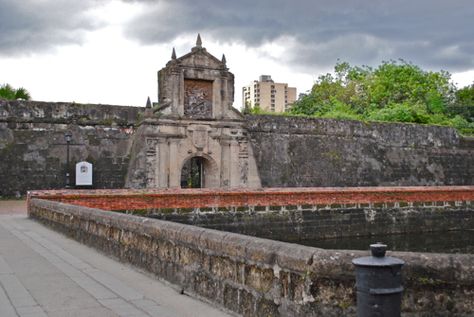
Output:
[[145, 138, 158, 187], [184, 79, 213, 119], [238, 139, 249, 186]]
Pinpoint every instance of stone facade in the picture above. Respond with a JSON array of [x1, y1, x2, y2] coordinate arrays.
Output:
[[125, 36, 261, 189]]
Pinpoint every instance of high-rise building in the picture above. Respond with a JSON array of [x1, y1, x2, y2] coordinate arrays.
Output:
[[242, 75, 297, 112]]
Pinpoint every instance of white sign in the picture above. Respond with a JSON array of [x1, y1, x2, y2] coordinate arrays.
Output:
[[75, 161, 93, 186]]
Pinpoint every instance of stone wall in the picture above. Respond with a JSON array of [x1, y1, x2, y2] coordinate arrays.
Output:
[[28, 195, 474, 316], [0, 99, 143, 196], [145, 203, 474, 243], [2, 99, 474, 196], [246, 115, 474, 187], [29, 186, 474, 244]]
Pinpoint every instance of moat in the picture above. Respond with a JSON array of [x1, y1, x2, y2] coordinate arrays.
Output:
[[296, 229, 474, 253]]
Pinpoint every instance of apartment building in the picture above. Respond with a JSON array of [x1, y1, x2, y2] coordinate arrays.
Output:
[[242, 75, 297, 112]]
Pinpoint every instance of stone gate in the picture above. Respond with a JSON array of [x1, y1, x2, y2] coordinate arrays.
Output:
[[125, 35, 261, 189]]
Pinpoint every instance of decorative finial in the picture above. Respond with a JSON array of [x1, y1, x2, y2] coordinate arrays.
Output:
[[146, 96, 152, 108], [171, 47, 176, 60], [196, 33, 202, 47], [221, 54, 226, 64]]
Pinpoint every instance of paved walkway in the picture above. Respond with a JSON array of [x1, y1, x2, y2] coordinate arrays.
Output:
[[0, 201, 230, 317]]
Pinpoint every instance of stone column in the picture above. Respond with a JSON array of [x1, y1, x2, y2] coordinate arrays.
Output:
[[158, 139, 169, 188], [238, 139, 249, 187], [177, 72, 184, 116], [169, 69, 182, 116], [229, 139, 240, 187], [220, 139, 231, 187], [145, 138, 158, 187], [168, 140, 180, 187]]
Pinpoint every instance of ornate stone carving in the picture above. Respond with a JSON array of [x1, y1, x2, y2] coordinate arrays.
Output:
[[239, 139, 249, 185], [188, 125, 210, 151], [146, 138, 157, 154], [184, 79, 213, 119], [126, 37, 261, 189], [145, 138, 158, 186], [239, 159, 249, 185]]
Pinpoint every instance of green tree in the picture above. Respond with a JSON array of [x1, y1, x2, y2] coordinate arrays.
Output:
[[289, 60, 474, 134], [449, 83, 474, 123], [292, 60, 453, 117], [0, 84, 31, 100], [456, 83, 474, 106]]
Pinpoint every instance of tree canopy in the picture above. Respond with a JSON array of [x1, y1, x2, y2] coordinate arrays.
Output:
[[456, 84, 474, 106], [287, 60, 473, 135], [0, 84, 31, 100]]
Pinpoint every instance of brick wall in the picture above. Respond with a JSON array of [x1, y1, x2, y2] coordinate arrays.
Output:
[[28, 186, 474, 210], [29, 187, 474, 243]]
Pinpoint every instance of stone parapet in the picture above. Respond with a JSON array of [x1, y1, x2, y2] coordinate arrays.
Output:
[[0, 99, 142, 126], [28, 191, 474, 316]]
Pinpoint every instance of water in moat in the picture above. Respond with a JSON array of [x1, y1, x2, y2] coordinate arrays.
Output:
[[297, 230, 474, 254]]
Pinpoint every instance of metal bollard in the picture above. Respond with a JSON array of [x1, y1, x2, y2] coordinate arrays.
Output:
[[352, 243, 405, 317]]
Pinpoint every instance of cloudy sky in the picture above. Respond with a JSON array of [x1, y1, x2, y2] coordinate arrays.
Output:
[[1, 0, 473, 109]]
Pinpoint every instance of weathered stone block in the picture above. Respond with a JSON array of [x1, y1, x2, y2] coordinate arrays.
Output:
[[239, 288, 256, 317], [244, 266, 274, 293], [223, 283, 239, 312], [210, 256, 237, 281], [256, 296, 280, 316]]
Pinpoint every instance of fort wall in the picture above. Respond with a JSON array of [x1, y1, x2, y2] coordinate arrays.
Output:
[[0, 99, 142, 196], [247, 115, 474, 187], [2, 100, 473, 196]]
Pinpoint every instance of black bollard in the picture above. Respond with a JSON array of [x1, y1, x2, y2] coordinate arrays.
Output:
[[352, 243, 405, 317]]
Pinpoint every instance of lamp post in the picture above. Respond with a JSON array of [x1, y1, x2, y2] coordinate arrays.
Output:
[[64, 131, 72, 188]]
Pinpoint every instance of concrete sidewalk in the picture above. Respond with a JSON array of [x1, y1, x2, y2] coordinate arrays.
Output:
[[0, 201, 230, 317]]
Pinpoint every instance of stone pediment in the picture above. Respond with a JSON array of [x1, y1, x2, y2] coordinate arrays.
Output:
[[157, 34, 236, 119], [176, 48, 225, 70]]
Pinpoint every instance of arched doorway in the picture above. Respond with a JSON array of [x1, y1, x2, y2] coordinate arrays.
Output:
[[180, 155, 219, 188], [180, 156, 204, 188]]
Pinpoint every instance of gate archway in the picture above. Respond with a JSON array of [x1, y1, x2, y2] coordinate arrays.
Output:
[[180, 155, 219, 188]]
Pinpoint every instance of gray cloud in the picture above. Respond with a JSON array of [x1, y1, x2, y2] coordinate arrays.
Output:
[[123, 0, 474, 72], [2, 0, 472, 73], [0, 0, 102, 55]]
